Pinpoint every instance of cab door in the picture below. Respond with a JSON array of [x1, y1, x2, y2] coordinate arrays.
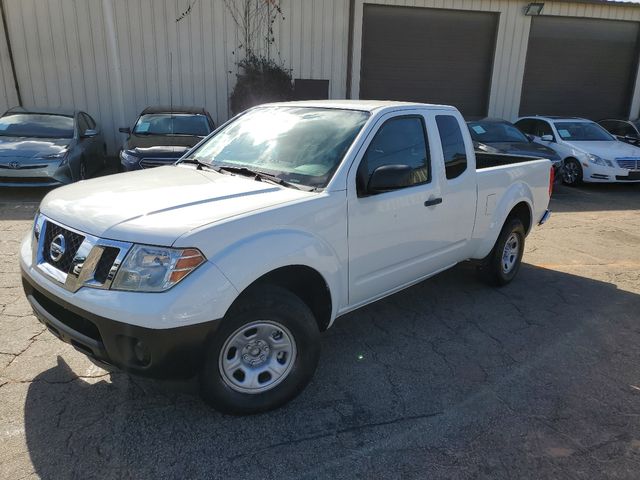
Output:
[[347, 111, 454, 306]]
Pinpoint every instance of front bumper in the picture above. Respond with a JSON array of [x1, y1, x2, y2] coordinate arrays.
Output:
[[22, 272, 220, 379], [0, 161, 71, 187]]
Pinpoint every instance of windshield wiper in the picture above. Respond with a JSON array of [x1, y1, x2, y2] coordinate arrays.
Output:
[[216, 165, 301, 190], [179, 157, 215, 171]]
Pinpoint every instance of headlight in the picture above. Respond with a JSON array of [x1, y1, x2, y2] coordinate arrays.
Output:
[[586, 154, 608, 166], [41, 150, 69, 164], [112, 245, 206, 292], [33, 211, 44, 241], [120, 150, 138, 163]]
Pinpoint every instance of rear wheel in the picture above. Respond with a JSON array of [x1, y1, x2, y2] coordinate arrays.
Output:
[[199, 285, 320, 414], [562, 158, 582, 186], [481, 217, 526, 286]]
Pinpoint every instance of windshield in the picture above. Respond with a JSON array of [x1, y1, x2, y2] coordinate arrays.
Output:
[[133, 114, 211, 136], [468, 121, 529, 143], [554, 121, 613, 141], [0, 113, 74, 138], [186, 106, 370, 189]]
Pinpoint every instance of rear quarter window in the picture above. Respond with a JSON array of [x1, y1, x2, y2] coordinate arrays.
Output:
[[436, 115, 467, 180]]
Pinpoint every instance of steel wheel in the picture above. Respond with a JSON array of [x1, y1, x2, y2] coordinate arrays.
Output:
[[218, 320, 297, 394], [501, 232, 520, 274]]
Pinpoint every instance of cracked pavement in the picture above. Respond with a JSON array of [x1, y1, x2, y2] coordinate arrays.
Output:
[[1, 182, 639, 479]]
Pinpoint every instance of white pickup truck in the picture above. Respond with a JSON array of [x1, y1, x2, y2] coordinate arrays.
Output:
[[20, 101, 552, 413]]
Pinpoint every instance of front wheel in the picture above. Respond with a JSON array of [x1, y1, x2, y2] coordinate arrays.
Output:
[[481, 218, 526, 286], [562, 158, 583, 186], [199, 285, 320, 414]]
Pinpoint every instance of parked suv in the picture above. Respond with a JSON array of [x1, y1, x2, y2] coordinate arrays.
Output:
[[119, 106, 215, 171], [515, 116, 640, 185], [0, 107, 106, 187]]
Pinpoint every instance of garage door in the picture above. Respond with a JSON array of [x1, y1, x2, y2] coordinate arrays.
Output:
[[360, 5, 498, 119], [520, 17, 640, 119]]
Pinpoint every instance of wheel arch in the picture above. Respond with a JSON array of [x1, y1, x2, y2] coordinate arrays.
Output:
[[229, 265, 333, 332]]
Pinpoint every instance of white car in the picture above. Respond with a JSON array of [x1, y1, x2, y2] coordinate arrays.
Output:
[[515, 116, 640, 186], [21, 101, 552, 414]]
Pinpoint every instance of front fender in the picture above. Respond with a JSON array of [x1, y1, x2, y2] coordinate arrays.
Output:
[[209, 229, 344, 322], [471, 182, 533, 260]]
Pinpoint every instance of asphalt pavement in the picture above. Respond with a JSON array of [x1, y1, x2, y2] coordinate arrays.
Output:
[[1, 179, 639, 479]]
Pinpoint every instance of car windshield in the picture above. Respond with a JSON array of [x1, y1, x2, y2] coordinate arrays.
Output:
[[0, 113, 74, 138], [133, 114, 211, 136], [467, 121, 529, 143], [186, 106, 370, 189], [554, 121, 613, 141]]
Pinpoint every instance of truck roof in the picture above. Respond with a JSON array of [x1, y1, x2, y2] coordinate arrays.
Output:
[[261, 99, 457, 113]]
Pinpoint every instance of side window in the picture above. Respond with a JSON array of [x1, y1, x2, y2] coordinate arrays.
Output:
[[77, 114, 89, 136], [435, 115, 467, 180], [515, 119, 534, 135], [358, 116, 430, 192], [535, 120, 554, 138], [83, 113, 96, 129], [620, 122, 637, 137]]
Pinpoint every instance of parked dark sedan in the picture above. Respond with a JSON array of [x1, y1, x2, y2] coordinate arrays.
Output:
[[0, 107, 106, 187], [597, 119, 640, 145], [468, 119, 563, 175], [119, 106, 215, 171]]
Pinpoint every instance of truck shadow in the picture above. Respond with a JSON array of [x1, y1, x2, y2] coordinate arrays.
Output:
[[551, 182, 640, 213], [22, 263, 640, 479]]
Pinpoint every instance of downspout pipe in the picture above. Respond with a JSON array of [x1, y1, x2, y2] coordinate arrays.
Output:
[[0, 0, 21, 106]]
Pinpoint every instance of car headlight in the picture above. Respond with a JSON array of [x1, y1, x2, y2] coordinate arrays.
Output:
[[41, 150, 69, 164], [120, 150, 138, 163], [33, 211, 44, 241], [586, 154, 610, 166], [112, 245, 206, 292]]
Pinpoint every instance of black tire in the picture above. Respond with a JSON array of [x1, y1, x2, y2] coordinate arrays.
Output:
[[199, 285, 320, 414], [562, 158, 583, 186], [481, 217, 526, 287], [79, 158, 88, 181]]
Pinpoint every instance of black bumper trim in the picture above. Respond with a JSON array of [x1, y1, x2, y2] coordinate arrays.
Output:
[[22, 271, 221, 379]]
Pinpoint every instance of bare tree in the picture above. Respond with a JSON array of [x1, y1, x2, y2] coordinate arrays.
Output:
[[223, 0, 284, 59]]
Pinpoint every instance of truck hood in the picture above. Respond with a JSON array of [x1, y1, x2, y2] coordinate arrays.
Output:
[[40, 165, 313, 245], [564, 140, 640, 160]]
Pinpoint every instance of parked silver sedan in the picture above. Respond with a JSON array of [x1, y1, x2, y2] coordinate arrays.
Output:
[[0, 107, 106, 187]]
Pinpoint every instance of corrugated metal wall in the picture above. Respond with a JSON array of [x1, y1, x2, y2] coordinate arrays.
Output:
[[0, 0, 639, 152], [350, 0, 640, 121], [0, 0, 349, 152]]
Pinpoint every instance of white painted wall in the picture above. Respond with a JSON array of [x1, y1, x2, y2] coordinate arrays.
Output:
[[0, 0, 349, 152], [0, 0, 639, 152]]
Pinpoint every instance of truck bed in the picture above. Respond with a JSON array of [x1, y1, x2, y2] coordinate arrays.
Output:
[[476, 152, 547, 170]]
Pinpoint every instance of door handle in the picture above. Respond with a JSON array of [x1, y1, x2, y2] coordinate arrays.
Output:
[[424, 198, 443, 207]]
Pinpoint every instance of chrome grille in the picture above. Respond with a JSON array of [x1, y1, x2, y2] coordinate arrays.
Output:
[[33, 216, 132, 292], [616, 158, 640, 170], [42, 221, 85, 273]]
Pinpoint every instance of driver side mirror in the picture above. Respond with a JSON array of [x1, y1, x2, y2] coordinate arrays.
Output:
[[82, 129, 97, 138], [119, 127, 131, 135], [525, 133, 534, 142], [623, 135, 639, 144], [367, 164, 412, 194], [540, 134, 554, 142]]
